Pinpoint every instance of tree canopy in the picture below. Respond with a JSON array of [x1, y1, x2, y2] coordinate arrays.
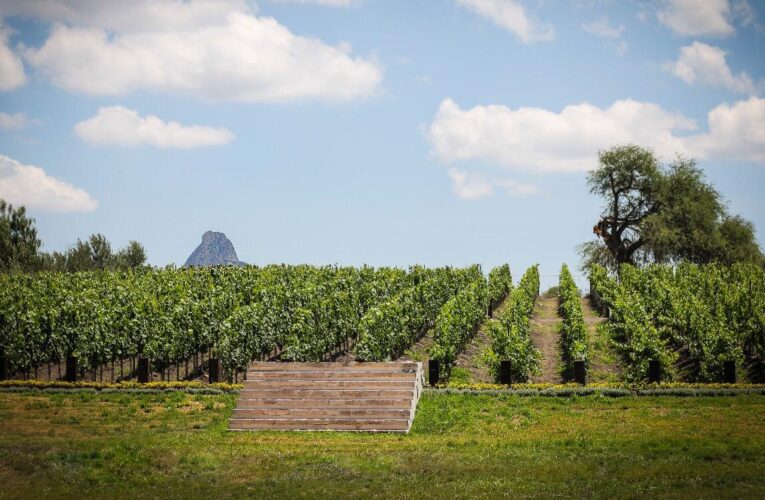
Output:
[[0, 198, 148, 273], [581, 145, 763, 271], [41, 234, 148, 272], [0, 200, 42, 272]]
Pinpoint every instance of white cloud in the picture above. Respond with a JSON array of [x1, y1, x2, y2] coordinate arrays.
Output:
[[427, 96, 765, 174], [448, 168, 494, 199], [0, 112, 27, 130], [427, 98, 697, 173], [0, 0, 250, 33], [74, 106, 234, 148], [657, 0, 734, 37], [0, 25, 25, 91], [0, 154, 97, 212], [14, 2, 382, 102], [456, 0, 554, 43], [732, 0, 755, 26], [685, 97, 765, 163], [446, 168, 538, 200], [496, 178, 538, 196], [667, 42, 756, 95], [268, 0, 360, 6], [581, 17, 628, 55], [582, 17, 624, 39]]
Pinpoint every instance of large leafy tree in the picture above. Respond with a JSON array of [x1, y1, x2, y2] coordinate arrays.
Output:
[[586, 145, 663, 267], [582, 145, 763, 271], [0, 199, 42, 272]]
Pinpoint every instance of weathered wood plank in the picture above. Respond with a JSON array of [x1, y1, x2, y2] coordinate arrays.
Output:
[[247, 361, 418, 372], [242, 380, 415, 389], [232, 408, 411, 418], [246, 371, 414, 379], [235, 398, 413, 409], [230, 361, 423, 432], [229, 418, 410, 431]]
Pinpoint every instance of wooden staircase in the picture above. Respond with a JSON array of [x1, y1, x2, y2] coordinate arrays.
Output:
[[229, 362, 424, 433]]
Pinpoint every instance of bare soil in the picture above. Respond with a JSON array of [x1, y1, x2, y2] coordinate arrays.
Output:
[[529, 292, 563, 384]]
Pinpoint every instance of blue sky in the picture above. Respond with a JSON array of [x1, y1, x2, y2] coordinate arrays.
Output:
[[0, 0, 763, 289]]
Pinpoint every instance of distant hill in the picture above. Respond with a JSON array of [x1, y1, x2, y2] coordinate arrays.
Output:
[[184, 231, 245, 267]]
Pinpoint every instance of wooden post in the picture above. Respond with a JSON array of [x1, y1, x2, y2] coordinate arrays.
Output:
[[209, 358, 222, 384], [0, 356, 8, 381], [65, 356, 77, 382], [648, 359, 661, 383], [723, 361, 736, 384], [137, 358, 151, 383], [428, 359, 440, 387], [499, 360, 512, 385], [573, 360, 586, 385]]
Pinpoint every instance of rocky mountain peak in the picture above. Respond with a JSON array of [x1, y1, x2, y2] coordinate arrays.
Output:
[[184, 231, 245, 267]]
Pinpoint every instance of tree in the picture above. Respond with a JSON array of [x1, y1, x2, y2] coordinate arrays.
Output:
[[582, 145, 763, 271], [115, 241, 147, 269], [1, 199, 149, 273], [88, 233, 113, 269], [586, 145, 663, 267], [62, 239, 93, 272], [643, 158, 725, 264], [0, 199, 42, 272], [718, 216, 764, 266], [58, 235, 146, 271]]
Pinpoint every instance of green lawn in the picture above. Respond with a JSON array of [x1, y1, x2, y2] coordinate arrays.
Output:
[[1, 390, 764, 498]]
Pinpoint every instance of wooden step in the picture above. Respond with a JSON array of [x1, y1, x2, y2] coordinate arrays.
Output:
[[230, 361, 424, 433], [235, 398, 413, 409], [242, 380, 415, 389], [232, 408, 411, 418], [229, 418, 410, 432], [246, 370, 415, 379], [239, 388, 414, 398], [247, 362, 418, 373]]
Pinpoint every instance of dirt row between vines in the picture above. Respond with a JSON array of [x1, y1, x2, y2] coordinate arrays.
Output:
[[529, 292, 563, 384], [362, 288, 621, 385]]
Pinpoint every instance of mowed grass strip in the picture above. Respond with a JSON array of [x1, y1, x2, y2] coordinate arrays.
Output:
[[0, 391, 764, 498]]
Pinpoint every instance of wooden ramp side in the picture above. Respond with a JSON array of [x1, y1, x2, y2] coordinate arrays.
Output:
[[229, 362, 424, 433]]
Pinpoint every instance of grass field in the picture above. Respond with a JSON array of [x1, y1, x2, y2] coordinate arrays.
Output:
[[1, 390, 764, 499]]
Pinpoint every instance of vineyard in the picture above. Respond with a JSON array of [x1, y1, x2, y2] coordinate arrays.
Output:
[[590, 262, 765, 382], [558, 264, 588, 379], [0, 264, 523, 383], [1, 261, 764, 385]]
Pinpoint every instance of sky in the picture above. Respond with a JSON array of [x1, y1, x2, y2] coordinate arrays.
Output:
[[0, 0, 764, 290]]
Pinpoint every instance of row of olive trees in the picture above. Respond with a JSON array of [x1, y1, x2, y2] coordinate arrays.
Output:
[[1, 199, 146, 273]]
